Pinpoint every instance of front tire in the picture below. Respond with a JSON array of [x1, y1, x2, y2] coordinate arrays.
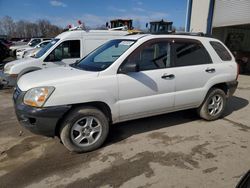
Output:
[[60, 106, 109, 153], [198, 88, 226, 121]]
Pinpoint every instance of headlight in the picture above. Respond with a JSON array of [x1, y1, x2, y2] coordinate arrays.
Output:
[[23, 87, 55, 107], [4, 64, 14, 73]]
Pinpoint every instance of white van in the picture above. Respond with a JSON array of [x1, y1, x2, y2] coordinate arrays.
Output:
[[3, 29, 129, 86]]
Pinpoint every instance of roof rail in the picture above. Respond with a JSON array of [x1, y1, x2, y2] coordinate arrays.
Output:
[[172, 31, 211, 37], [150, 31, 211, 37]]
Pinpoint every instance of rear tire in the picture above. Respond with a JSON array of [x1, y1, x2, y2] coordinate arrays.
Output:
[[60, 106, 109, 153], [197, 88, 226, 121]]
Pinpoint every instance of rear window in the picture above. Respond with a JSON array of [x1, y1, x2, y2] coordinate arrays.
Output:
[[210, 41, 232, 61]]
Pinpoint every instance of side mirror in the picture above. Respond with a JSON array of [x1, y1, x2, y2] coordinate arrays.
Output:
[[119, 62, 139, 74]]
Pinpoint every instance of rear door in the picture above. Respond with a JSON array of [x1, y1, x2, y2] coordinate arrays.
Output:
[[171, 39, 217, 109], [117, 39, 176, 121]]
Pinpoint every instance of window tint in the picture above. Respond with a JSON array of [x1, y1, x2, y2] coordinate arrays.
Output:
[[174, 41, 212, 67], [49, 40, 80, 61], [210, 41, 232, 61], [125, 40, 171, 71]]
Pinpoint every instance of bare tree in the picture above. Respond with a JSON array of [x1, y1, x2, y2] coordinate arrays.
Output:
[[37, 19, 51, 37], [1, 16, 15, 36], [0, 16, 63, 38]]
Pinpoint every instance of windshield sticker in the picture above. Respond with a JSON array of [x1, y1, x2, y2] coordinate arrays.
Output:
[[119, 41, 134, 46]]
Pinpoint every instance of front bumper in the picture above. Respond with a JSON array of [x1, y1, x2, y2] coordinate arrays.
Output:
[[0, 71, 17, 86], [227, 80, 238, 97], [13, 87, 71, 137]]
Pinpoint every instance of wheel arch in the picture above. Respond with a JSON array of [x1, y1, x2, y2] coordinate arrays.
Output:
[[54, 101, 112, 137], [210, 82, 229, 96]]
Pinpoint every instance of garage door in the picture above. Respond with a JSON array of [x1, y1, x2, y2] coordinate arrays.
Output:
[[213, 0, 250, 27]]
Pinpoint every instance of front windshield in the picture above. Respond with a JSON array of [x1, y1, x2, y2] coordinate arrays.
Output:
[[74, 39, 135, 71], [34, 39, 59, 58]]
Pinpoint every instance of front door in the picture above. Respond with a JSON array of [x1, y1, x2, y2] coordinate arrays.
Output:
[[117, 39, 175, 121]]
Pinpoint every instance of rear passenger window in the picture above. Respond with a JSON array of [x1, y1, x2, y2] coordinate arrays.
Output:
[[210, 41, 232, 61], [174, 41, 212, 67]]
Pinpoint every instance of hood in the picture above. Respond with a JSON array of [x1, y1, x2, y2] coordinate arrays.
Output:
[[4, 57, 35, 73], [10, 45, 29, 50], [17, 66, 99, 91], [17, 46, 33, 52], [7, 57, 34, 65]]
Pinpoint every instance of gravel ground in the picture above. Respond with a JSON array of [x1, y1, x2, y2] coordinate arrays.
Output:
[[0, 75, 249, 188]]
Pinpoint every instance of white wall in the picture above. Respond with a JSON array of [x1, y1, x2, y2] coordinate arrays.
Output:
[[213, 0, 250, 27], [189, 0, 210, 33]]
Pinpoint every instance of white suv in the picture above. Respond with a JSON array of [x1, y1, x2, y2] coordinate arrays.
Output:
[[14, 34, 238, 153]]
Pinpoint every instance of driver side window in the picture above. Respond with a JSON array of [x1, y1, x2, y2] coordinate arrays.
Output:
[[45, 40, 80, 62], [125, 39, 171, 71]]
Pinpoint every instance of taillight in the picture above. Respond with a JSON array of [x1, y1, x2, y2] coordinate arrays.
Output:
[[236, 63, 239, 80]]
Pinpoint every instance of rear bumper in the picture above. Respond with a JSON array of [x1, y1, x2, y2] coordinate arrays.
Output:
[[13, 87, 71, 137], [227, 80, 238, 97]]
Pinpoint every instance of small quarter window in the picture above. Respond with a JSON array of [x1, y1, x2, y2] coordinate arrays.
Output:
[[210, 41, 232, 61]]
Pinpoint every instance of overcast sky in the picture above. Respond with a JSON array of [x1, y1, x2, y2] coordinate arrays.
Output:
[[0, 0, 187, 28]]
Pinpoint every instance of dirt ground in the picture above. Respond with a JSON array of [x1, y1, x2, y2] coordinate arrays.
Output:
[[0, 75, 250, 188]]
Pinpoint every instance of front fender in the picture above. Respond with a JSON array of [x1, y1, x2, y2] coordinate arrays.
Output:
[[45, 87, 119, 122], [17, 67, 42, 80]]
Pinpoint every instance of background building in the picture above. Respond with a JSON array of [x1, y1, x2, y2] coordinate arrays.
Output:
[[186, 0, 250, 73]]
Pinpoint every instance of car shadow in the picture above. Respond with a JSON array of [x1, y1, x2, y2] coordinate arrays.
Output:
[[224, 96, 249, 116], [106, 109, 199, 146], [106, 96, 248, 146]]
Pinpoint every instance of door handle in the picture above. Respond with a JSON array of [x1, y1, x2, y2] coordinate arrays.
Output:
[[205, 68, 216, 73], [161, 74, 175, 79]]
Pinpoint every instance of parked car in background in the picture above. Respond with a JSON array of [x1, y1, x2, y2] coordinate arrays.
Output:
[[0, 39, 13, 48], [0, 41, 10, 65], [16, 40, 51, 59], [10, 38, 51, 57], [14, 34, 238, 153], [3, 29, 129, 86]]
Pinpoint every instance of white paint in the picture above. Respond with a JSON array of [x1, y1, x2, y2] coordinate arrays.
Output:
[[18, 35, 238, 124], [189, 0, 210, 33], [213, 0, 250, 27]]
